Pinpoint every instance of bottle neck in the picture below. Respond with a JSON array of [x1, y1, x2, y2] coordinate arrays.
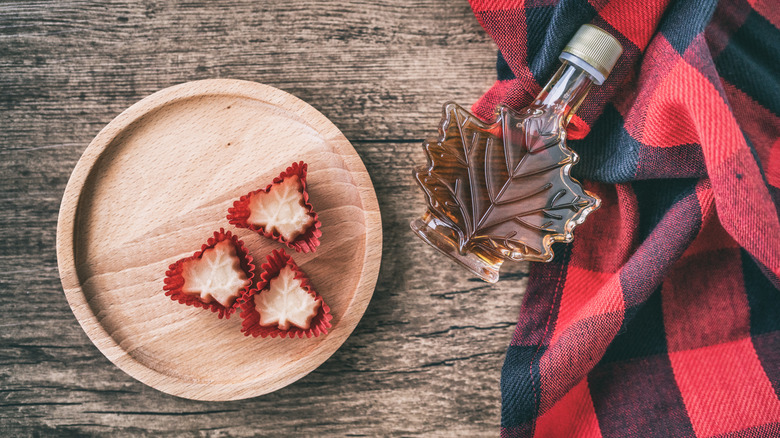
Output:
[[532, 61, 595, 123]]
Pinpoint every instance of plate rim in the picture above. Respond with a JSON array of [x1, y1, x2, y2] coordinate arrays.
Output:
[[55, 79, 382, 400]]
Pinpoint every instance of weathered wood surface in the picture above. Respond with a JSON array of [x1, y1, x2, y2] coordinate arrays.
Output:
[[0, 0, 530, 435]]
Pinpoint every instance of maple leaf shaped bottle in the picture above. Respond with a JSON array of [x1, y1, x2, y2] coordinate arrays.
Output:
[[411, 24, 622, 283]]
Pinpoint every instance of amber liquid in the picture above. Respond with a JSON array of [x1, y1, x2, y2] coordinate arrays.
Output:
[[412, 62, 601, 283]]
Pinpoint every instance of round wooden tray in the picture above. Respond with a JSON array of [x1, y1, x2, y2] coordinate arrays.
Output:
[[56, 79, 382, 401]]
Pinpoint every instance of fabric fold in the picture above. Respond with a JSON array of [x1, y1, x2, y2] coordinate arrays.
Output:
[[467, 0, 780, 436]]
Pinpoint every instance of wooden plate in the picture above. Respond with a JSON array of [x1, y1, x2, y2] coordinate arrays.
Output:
[[56, 79, 382, 401]]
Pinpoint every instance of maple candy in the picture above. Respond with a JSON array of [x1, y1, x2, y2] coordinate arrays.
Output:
[[228, 161, 321, 253], [257, 266, 320, 330], [163, 229, 254, 318], [240, 249, 332, 338], [411, 25, 622, 283]]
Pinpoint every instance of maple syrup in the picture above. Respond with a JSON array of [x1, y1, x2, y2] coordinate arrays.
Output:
[[411, 25, 622, 283]]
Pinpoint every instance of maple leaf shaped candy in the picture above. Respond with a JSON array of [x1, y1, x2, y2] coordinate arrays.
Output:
[[181, 240, 250, 308], [228, 162, 322, 253], [413, 103, 600, 264], [163, 229, 254, 319], [240, 249, 332, 338], [256, 266, 321, 330], [247, 176, 313, 241]]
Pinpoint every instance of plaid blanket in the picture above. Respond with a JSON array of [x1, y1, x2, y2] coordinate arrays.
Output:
[[467, 0, 780, 436]]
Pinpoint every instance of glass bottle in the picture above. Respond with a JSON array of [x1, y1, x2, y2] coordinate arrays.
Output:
[[411, 24, 623, 283]]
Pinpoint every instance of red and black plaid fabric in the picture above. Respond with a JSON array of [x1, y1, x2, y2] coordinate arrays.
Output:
[[467, 0, 780, 436]]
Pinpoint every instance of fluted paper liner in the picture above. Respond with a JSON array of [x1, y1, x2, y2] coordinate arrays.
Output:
[[227, 161, 322, 253], [240, 249, 332, 338], [163, 228, 255, 319]]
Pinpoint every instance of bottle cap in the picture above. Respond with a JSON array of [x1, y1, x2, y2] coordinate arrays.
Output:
[[560, 24, 623, 85]]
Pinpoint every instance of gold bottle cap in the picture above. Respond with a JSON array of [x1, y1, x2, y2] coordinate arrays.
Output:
[[561, 24, 623, 85]]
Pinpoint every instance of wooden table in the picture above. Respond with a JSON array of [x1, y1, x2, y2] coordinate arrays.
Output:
[[0, 1, 530, 435]]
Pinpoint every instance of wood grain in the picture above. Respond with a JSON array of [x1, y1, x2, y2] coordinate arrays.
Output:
[[0, 0, 531, 435], [56, 79, 382, 400]]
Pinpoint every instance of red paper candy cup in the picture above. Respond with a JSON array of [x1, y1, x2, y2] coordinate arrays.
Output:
[[227, 161, 322, 253], [163, 228, 255, 319], [240, 249, 332, 338]]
